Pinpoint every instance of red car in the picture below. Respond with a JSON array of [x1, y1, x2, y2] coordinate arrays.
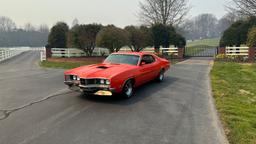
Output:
[[64, 52, 170, 98]]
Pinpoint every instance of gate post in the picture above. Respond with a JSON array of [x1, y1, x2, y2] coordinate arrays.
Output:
[[248, 47, 255, 62], [178, 47, 185, 59], [218, 47, 226, 55], [45, 47, 52, 59]]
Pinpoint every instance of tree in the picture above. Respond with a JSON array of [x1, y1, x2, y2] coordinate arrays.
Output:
[[0, 16, 16, 32], [38, 24, 49, 33], [218, 13, 240, 34], [220, 17, 256, 46], [170, 32, 186, 47], [151, 24, 186, 50], [220, 25, 240, 46], [70, 24, 102, 56], [48, 22, 69, 48], [96, 25, 129, 53], [139, 0, 190, 25], [228, 0, 256, 16], [72, 18, 79, 27], [125, 26, 148, 52], [24, 23, 36, 32], [140, 25, 153, 47], [247, 26, 256, 47], [182, 14, 219, 40], [151, 24, 170, 50]]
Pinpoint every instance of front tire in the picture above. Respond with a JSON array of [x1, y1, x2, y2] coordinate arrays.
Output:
[[122, 80, 134, 99]]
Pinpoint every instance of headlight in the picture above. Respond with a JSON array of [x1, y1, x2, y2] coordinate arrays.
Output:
[[73, 76, 77, 80], [106, 80, 110, 85], [77, 76, 80, 81], [100, 79, 105, 84]]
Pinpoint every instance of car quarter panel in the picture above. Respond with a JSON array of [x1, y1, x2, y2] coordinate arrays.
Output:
[[110, 68, 138, 93]]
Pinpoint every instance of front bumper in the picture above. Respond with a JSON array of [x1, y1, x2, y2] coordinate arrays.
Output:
[[64, 80, 81, 92], [79, 84, 116, 96], [64, 81, 115, 96]]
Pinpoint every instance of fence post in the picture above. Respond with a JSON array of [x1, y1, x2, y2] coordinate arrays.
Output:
[[218, 47, 226, 55], [0, 50, 2, 61], [177, 47, 185, 59], [45, 47, 52, 59], [248, 47, 255, 62]]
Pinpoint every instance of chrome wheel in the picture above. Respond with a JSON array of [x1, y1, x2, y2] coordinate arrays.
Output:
[[158, 70, 165, 82], [123, 80, 134, 98]]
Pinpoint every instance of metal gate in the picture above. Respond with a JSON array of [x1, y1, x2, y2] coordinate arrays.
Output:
[[185, 46, 217, 57]]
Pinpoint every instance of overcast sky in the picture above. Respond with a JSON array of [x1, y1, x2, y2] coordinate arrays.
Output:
[[0, 0, 228, 28]]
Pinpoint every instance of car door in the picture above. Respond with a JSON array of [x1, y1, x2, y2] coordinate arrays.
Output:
[[146, 55, 160, 79], [137, 55, 159, 85]]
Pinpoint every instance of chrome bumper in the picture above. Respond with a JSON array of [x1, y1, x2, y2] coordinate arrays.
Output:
[[65, 81, 115, 96]]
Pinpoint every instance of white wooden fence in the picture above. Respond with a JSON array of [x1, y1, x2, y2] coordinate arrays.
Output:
[[51, 47, 179, 58], [119, 47, 179, 55], [51, 48, 109, 58], [0, 48, 28, 62], [51, 48, 84, 58], [0, 47, 46, 62], [226, 47, 249, 56]]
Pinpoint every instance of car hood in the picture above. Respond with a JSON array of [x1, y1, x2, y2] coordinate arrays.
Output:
[[65, 63, 137, 79]]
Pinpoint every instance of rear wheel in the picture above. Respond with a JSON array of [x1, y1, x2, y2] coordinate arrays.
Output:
[[157, 69, 165, 82], [122, 80, 134, 99]]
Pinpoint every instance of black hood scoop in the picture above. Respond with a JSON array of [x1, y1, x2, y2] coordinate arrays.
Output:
[[97, 66, 109, 69]]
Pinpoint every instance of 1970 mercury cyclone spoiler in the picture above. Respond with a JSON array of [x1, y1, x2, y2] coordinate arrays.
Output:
[[64, 52, 170, 98]]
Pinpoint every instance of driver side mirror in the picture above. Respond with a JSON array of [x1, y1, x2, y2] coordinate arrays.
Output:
[[140, 61, 146, 66]]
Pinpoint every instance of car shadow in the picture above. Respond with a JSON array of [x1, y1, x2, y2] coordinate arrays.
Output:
[[78, 76, 178, 106]]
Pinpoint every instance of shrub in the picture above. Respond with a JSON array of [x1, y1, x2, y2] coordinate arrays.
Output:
[[247, 26, 256, 47], [220, 16, 256, 47]]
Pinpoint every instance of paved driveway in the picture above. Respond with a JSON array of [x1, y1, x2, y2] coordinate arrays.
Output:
[[0, 52, 227, 144]]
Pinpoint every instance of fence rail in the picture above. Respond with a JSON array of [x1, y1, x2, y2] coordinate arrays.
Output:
[[119, 47, 178, 55], [226, 47, 249, 56], [0, 48, 27, 62], [52, 48, 85, 57], [52, 47, 178, 58], [51, 48, 109, 57]]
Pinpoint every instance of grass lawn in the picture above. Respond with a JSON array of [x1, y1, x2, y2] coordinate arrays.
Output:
[[40, 61, 100, 69], [211, 62, 256, 144], [187, 38, 220, 47]]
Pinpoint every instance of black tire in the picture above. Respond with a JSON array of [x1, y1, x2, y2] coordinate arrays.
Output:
[[122, 80, 134, 99], [156, 69, 165, 82]]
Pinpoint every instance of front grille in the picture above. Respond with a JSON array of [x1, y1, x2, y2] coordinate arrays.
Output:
[[80, 78, 102, 85]]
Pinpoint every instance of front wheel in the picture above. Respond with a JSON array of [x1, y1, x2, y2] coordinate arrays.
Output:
[[122, 80, 134, 99]]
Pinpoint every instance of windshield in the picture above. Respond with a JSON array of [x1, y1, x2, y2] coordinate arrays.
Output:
[[104, 54, 140, 66]]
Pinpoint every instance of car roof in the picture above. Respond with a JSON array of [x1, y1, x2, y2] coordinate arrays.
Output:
[[111, 52, 154, 56]]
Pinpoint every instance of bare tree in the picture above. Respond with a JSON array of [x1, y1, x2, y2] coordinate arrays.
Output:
[[181, 14, 219, 40], [217, 13, 239, 34], [228, 0, 256, 16], [0, 16, 16, 32], [24, 23, 36, 32], [139, 0, 190, 26], [38, 24, 49, 33], [72, 18, 79, 27]]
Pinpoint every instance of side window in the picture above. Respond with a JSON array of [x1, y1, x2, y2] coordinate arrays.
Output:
[[148, 55, 155, 63], [142, 55, 155, 64]]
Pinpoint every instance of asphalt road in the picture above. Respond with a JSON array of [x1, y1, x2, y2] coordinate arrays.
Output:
[[0, 51, 227, 144]]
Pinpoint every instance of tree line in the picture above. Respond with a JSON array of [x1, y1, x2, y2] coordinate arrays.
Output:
[[47, 0, 190, 56], [0, 16, 49, 47], [219, 0, 256, 47], [220, 16, 256, 47], [47, 22, 186, 56], [181, 13, 238, 40]]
